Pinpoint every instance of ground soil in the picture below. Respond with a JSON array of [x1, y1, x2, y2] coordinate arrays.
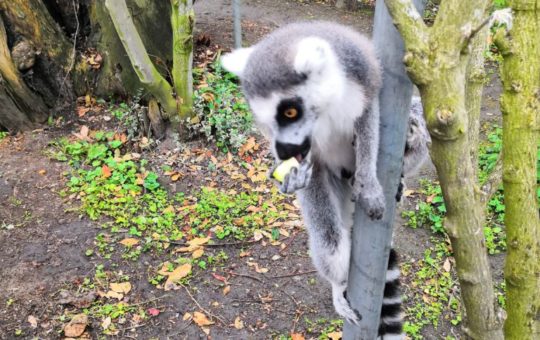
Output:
[[0, 1, 504, 339]]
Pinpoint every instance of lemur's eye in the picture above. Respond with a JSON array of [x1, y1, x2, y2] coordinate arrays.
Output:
[[283, 108, 298, 119]]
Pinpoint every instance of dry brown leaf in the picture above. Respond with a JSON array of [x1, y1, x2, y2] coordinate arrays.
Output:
[[102, 165, 112, 179], [64, 314, 88, 337], [164, 264, 192, 290], [102, 290, 123, 300], [234, 316, 244, 329], [183, 312, 192, 321], [443, 258, 451, 272], [101, 316, 111, 330], [189, 237, 210, 246], [223, 285, 231, 296], [38, 169, 47, 175], [119, 238, 139, 247], [404, 189, 416, 197], [327, 331, 342, 340], [192, 248, 204, 259], [193, 311, 214, 326], [291, 333, 305, 340], [27, 315, 38, 328], [110, 282, 131, 294]]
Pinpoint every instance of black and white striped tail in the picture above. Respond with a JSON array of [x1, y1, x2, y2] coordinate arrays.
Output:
[[377, 249, 404, 339]]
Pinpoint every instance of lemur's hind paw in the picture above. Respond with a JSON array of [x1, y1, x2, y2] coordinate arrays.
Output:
[[352, 180, 385, 220], [333, 291, 361, 325], [279, 161, 312, 194]]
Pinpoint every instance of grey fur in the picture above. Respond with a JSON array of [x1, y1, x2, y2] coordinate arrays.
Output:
[[242, 21, 381, 100], [221, 21, 429, 329]]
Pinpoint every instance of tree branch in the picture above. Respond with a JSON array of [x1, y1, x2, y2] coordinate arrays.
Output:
[[383, 0, 431, 84], [481, 154, 503, 203], [105, 0, 177, 116]]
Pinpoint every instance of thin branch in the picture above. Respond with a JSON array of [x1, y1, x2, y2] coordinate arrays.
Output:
[[383, 0, 431, 84], [226, 270, 263, 282], [59, 0, 79, 97], [271, 270, 317, 279], [181, 284, 228, 325], [481, 154, 503, 203]]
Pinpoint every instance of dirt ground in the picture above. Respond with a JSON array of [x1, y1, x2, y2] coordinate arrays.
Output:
[[0, 1, 505, 339]]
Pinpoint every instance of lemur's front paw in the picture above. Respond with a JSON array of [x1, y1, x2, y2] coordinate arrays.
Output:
[[280, 161, 312, 194], [352, 180, 385, 220]]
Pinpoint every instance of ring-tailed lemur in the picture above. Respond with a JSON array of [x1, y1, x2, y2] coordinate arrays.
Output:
[[222, 21, 429, 338]]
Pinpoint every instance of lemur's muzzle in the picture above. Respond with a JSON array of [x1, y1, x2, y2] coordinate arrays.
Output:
[[275, 138, 311, 161]]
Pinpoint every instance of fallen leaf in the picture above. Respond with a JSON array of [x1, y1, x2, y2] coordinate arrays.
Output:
[[64, 313, 88, 337], [327, 331, 342, 340], [291, 333, 305, 340], [148, 308, 160, 316], [27, 315, 38, 328], [183, 312, 192, 321], [119, 238, 139, 247], [443, 258, 451, 272], [193, 311, 214, 326], [102, 165, 112, 178], [234, 316, 244, 329], [223, 285, 231, 296], [164, 264, 192, 290], [212, 273, 227, 283], [101, 316, 111, 330], [77, 106, 90, 117], [192, 248, 204, 259], [189, 237, 210, 246], [426, 193, 436, 203], [102, 290, 123, 300], [110, 282, 131, 294], [404, 189, 416, 197]]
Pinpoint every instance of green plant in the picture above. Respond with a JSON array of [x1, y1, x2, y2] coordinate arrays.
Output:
[[188, 62, 254, 153], [0, 131, 8, 140], [402, 240, 461, 339]]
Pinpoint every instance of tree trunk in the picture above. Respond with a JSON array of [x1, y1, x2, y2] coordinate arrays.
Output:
[[384, 0, 505, 338], [498, 0, 540, 337], [81, 0, 173, 98], [104, 0, 177, 117], [0, 15, 47, 131], [171, 0, 194, 119], [336, 0, 360, 11], [0, 0, 176, 131]]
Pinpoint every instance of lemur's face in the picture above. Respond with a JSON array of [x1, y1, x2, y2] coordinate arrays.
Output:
[[248, 93, 315, 162], [222, 36, 346, 161]]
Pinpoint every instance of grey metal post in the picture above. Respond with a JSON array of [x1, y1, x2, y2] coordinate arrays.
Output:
[[232, 0, 242, 48], [343, 0, 426, 339]]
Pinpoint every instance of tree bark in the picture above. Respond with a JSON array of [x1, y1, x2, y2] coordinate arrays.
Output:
[[0, 15, 47, 131], [384, 0, 505, 338], [171, 0, 194, 119], [104, 0, 177, 117], [336, 0, 360, 11], [81, 0, 173, 98], [498, 0, 540, 337], [0, 0, 73, 106]]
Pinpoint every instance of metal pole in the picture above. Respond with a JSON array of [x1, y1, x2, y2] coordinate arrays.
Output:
[[342, 0, 426, 339], [232, 0, 242, 48]]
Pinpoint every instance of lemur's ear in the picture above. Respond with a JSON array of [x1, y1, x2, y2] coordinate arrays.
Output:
[[294, 37, 332, 75], [221, 47, 254, 77]]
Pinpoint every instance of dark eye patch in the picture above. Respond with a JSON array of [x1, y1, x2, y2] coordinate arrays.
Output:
[[276, 97, 304, 127]]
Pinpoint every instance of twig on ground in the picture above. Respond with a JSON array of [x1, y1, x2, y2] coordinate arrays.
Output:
[[481, 153, 503, 203], [226, 270, 263, 283], [271, 270, 317, 279], [169, 239, 260, 247], [279, 231, 299, 255], [129, 294, 170, 307], [181, 284, 227, 325]]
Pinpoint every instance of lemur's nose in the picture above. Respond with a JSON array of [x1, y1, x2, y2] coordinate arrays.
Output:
[[275, 138, 311, 160]]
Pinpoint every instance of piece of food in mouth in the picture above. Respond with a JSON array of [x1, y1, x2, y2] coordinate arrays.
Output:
[[272, 157, 300, 182]]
